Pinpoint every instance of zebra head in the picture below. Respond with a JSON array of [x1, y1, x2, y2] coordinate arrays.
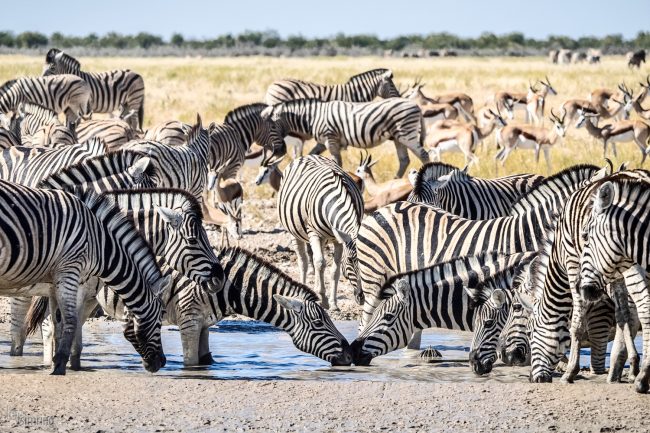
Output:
[[464, 282, 510, 376], [577, 181, 623, 303], [156, 202, 225, 293], [376, 70, 400, 99], [351, 278, 414, 366], [273, 294, 352, 366], [122, 275, 171, 373], [499, 290, 535, 367]]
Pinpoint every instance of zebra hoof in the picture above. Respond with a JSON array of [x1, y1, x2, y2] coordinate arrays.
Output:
[[559, 374, 574, 384], [634, 379, 649, 394], [69, 356, 81, 371], [199, 352, 215, 365], [9, 347, 23, 357], [50, 361, 67, 375]]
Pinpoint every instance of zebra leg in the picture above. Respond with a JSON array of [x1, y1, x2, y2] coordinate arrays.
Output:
[[294, 238, 309, 284], [585, 300, 613, 375], [9, 297, 31, 356], [328, 243, 343, 312], [179, 321, 201, 366], [42, 313, 54, 367], [308, 234, 328, 310], [309, 143, 327, 155], [561, 296, 586, 383], [393, 142, 412, 179], [406, 330, 422, 350], [69, 293, 99, 371], [198, 326, 214, 366], [50, 270, 81, 375]]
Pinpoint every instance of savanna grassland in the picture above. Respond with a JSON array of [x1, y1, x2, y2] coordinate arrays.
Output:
[[2, 54, 648, 196]]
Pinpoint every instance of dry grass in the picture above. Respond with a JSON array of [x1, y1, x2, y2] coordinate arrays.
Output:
[[1, 54, 649, 198]]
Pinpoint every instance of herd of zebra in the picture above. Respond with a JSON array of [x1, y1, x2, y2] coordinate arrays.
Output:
[[0, 49, 649, 396]]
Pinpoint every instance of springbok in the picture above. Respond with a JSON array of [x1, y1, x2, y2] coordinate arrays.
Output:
[[495, 77, 556, 123], [403, 84, 459, 127], [495, 109, 567, 172], [354, 152, 413, 213], [526, 78, 557, 125], [405, 79, 475, 122], [425, 108, 506, 167], [576, 112, 650, 165], [559, 99, 599, 129], [206, 161, 243, 246], [590, 83, 633, 120]]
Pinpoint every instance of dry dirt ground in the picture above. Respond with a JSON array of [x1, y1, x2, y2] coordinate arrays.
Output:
[[0, 197, 649, 432]]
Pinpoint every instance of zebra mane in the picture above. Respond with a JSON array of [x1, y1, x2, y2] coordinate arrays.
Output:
[[69, 187, 163, 288], [224, 103, 267, 124], [347, 68, 391, 83], [45, 48, 81, 70], [0, 79, 17, 96], [379, 252, 508, 300], [217, 247, 320, 302], [509, 164, 599, 214], [411, 161, 458, 195], [105, 188, 203, 219], [38, 149, 151, 189], [528, 217, 558, 302]]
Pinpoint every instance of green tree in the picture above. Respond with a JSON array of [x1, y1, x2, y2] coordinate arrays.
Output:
[[171, 33, 184, 46], [0, 32, 14, 47], [15, 31, 48, 48]]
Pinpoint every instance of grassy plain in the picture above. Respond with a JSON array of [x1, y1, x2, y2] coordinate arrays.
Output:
[[1, 54, 649, 193]]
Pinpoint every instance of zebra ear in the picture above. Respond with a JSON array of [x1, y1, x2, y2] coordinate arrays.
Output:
[[128, 156, 151, 178], [394, 278, 410, 304], [464, 286, 480, 306], [273, 294, 305, 314], [260, 106, 274, 119], [594, 181, 614, 214], [156, 207, 183, 229], [590, 164, 610, 182], [490, 289, 507, 308], [382, 70, 393, 80]]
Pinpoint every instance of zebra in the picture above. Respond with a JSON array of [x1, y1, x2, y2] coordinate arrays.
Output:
[[351, 252, 534, 375], [0, 75, 91, 129], [265, 68, 400, 106], [0, 180, 169, 374], [43, 48, 145, 130], [30, 247, 353, 366], [262, 98, 428, 178], [0, 126, 20, 149], [144, 120, 190, 146], [76, 118, 138, 151], [38, 149, 156, 192], [278, 155, 364, 311], [0, 139, 106, 186], [11, 103, 76, 148], [578, 177, 650, 393], [11, 187, 225, 365], [408, 166, 543, 219], [529, 170, 650, 385], [357, 164, 607, 337]]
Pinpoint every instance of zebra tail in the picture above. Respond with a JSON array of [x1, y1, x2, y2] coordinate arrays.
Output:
[[25, 296, 49, 337], [138, 100, 145, 131], [419, 114, 426, 147]]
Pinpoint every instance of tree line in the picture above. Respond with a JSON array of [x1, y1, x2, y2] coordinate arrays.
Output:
[[1, 30, 648, 53]]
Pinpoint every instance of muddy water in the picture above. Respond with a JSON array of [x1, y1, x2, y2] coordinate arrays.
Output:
[[0, 320, 642, 382]]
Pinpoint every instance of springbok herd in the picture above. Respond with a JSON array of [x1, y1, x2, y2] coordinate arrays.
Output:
[[1, 49, 650, 395]]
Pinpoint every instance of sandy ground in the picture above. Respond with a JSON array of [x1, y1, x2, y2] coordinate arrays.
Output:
[[1, 196, 649, 432], [0, 373, 648, 432]]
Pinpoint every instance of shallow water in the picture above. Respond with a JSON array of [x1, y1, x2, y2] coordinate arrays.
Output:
[[0, 320, 643, 382]]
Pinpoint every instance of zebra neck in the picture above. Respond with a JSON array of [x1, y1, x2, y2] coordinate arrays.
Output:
[[343, 79, 376, 102], [0, 84, 19, 112], [218, 249, 319, 330]]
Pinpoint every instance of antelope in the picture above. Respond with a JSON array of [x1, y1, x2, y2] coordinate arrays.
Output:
[[559, 99, 599, 129], [589, 83, 633, 120], [495, 77, 556, 123], [495, 109, 567, 172], [206, 161, 243, 246], [403, 83, 459, 127], [425, 108, 506, 167], [354, 152, 413, 213], [576, 112, 650, 165], [405, 79, 475, 122]]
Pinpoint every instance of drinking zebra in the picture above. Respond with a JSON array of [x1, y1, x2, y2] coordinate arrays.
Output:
[[43, 49, 145, 130], [351, 252, 534, 375], [265, 68, 400, 105], [29, 247, 353, 366], [278, 155, 364, 310], [0, 75, 91, 129], [578, 177, 650, 393], [357, 165, 606, 335], [262, 98, 427, 178], [0, 180, 169, 374]]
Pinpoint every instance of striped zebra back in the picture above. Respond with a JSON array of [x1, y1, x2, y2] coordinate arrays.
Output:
[[417, 168, 543, 219], [265, 69, 398, 105], [1, 139, 105, 186], [144, 120, 190, 146], [18, 103, 61, 136], [76, 118, 136, 151], [38, 149, 156, 192], [0, 127, 20, 149]]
